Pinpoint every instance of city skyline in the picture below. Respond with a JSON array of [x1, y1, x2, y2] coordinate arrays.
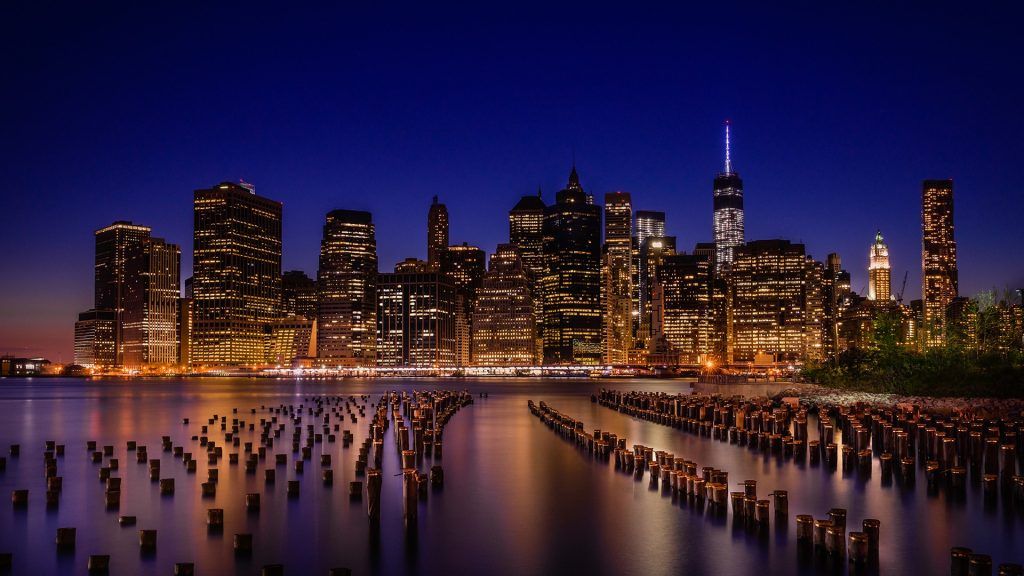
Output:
[[3, 3, 1024, 362]]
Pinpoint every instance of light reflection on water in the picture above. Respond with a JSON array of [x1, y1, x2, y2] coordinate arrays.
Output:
[[0, 377, 1019, 575]]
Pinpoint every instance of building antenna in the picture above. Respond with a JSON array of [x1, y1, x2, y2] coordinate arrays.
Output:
[[724, 120, 732, 174]]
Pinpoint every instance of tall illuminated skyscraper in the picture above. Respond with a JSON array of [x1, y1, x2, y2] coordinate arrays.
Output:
[[713, 121, 745, 273], [603, 192, 633, 364], [192, 181, 282, 367], [316, 210, 378, 367], [541, 167, 602, 364], [922, 179, 958, 346], [868, 230, 891, 302], [122, 237, 181, 368], [427, 196, 449, 269], [95, 221, 152, 365], [377, 269, 457, 368]]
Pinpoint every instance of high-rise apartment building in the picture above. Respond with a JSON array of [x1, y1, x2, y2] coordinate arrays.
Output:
[[440, 243, 486, 367], [509, 191, 546, 352], [192, 181, 282, 367], [922, 179, 958, 347], [94, 221, 152, 364], [316, 210, 377, 367], [122, 237, 181, 367], [472, 244, 538, 366], [541, 167, 602, 364], [868, 230, 891, 302], [603, 192, 633, 364], [376, 270, 457, 368], [636, 235, 676, 348], [427, 196, 449, 269], [713, 121, 745, 273]]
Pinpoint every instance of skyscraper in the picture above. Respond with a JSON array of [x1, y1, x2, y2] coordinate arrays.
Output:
[[427, 196, 449, 269], [922, 179, 958, 347], [440, 242, 486, 366], [541, 167, 602, 364], [192, 181, 282, 367], [122, 237, 181, 368], [603, 192, 633, 364], [636, 235, 676, 348], [377, 269, 457, 368], [472, 244, 538, 366], [632, 210, 667, 347], [509, 190, 546, 281], [713, 121, 745, 273], [868, 230, 891, 302], [94, 221, 152, 365], [316, 210, 378, 367]]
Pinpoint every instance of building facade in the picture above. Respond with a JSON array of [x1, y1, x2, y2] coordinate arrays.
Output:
[[541, 167, 602, 364], [192, 181, 282, 367], [282, 270, 317, 320], [376, 271, 457, 368], [316, 210, 377, 367], [653, 253, 717, 364], [729, 240, 813, 364], [73, 309, 117, 368], [472, 244, 538, 366]]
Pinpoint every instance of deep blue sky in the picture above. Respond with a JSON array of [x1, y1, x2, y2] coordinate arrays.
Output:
[[2, 2, 1023, 361]]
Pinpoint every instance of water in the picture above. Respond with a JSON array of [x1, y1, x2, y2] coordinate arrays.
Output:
[[0, 377, 1020, 575]]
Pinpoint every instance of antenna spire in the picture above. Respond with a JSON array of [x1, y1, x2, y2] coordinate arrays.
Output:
[[724, 120, 732, 174]]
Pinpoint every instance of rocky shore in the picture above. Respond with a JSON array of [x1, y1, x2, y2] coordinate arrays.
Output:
[[771, 383, 1024, 418]]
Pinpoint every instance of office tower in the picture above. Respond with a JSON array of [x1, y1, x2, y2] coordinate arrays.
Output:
[[729, 240, 811, 363], [427, 195, 449, 269], [265, 316, 316, 366], [377, 269, 457, 367], [282, 270, 317, 320], [73, 309, 117, 368], [94, 221, 152, 364], [634, 211, 666, 247], [636, 235, 676, 348], [603, 192, 633, 364], [509, 190, 546, 278], [541, 167, 602, 364], [922, 179, 958, 347], [713, 121, 745, 273], [316, 210, 377, 367], [472, 244, 538, 366], [122, 237, 181, 368], [440, 243, 486, 367], [192, 181, 282, 367], [945, 297, 978, 350], [868, 231, 892, 302], [509, 189, 546, 352], [653, 253, 716, 364]]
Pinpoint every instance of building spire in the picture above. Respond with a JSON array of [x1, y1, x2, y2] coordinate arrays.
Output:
[[567, 165, 581, 191], [724, 120, 732, 174]]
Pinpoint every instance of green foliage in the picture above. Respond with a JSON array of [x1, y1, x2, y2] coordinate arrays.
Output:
[[804, 310, 1024, 398]]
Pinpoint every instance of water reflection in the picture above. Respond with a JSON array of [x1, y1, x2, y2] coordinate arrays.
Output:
[[0, 377, 1019, 575]]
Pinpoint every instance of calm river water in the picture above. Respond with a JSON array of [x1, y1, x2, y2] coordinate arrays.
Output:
[[0, 377, 1019, 575]]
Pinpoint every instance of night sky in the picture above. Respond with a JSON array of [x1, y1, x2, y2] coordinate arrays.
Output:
[[3, 3, 1023, 362]]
